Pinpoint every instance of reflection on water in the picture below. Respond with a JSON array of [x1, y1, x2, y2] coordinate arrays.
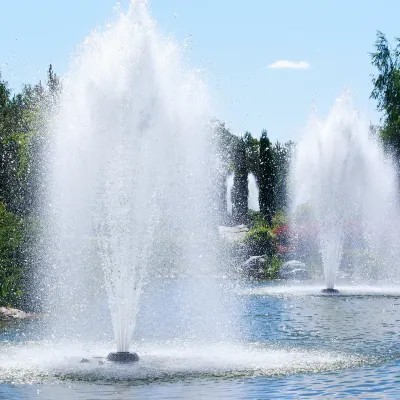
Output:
[[2, 282, 400, 398]]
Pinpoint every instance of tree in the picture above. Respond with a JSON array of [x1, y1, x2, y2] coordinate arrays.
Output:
[[232, 138, 248, 223], [0, 78, 46, 215], [0, 66, 61, 308], [370, 31, 400, 158], [0, 202, 24, 307], [0, 77, 21, 213], [273, 140, 294, 211], [213, 121, 240, 221], [258, 130, 275, 224], [243, 131, 259, 175], [47, 64, 61, 95]]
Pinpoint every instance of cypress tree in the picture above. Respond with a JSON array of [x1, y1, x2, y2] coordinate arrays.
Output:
[[273, 141, 294, 211], [243, 131, 259, 175], [232, 138, 248, 224], [259, 130, 275, 224]]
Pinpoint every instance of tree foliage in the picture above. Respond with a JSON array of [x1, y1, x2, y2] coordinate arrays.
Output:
[[370, 31, 400, 156], [258, 130, 275, 224], [0, 202, 24, 306], [232, 138, 248, 223], [273, 140, 294, 210], [0, 65, 59, 308], [215, 123, 292, 227], [243, 131, 259, 175], [0, 61, 297, 302]]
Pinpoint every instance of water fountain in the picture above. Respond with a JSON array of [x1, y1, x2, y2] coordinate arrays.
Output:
[[248, 173, 260, 212], [226, 174, 234, 215], [226, 172, 260, 215], [2, 3, 398, 397], [38, 0, 235, 362], [291, 91, 400, 292]]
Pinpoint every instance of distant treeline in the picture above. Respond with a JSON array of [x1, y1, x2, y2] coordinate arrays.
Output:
[[0, 65, 60, 307], [0, 62, 294, 307], [0, 29, 399, 306]]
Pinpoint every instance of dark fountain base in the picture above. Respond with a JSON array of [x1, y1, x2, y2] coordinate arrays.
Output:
[[321, 288, 339, 294], [106, 352, 139, 363]]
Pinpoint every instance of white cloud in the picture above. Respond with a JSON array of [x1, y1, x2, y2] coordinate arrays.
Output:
[[267, 60, 310, 70]]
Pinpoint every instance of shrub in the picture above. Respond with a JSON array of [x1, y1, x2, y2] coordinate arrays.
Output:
[[247, 210, 267, 228], [265, 255, 283, 279], [245, 225, 276, 256]]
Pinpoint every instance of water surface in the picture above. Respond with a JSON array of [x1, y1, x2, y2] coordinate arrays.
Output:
[[2, 282, 400, 399]]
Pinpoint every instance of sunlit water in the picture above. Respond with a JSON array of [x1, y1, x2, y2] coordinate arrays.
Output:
[[3, 282, 400, 398]]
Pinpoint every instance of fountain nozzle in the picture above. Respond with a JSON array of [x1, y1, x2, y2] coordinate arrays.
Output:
[[321, 288, 339, 294], [106, 352, 139, 363]]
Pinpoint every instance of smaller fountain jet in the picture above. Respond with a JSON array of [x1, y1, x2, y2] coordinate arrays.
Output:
[[291, 92, 399, 295]]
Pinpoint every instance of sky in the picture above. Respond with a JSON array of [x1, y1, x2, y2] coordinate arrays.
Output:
[[1, 0, 400, 141]]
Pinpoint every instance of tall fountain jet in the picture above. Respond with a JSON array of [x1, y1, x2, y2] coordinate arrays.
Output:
[[291, 92, 400, 292], [226, 174, 234, 215], [40, 0, 232, 361], [248, 173, 260, 212], [227, 173, 259, 215]]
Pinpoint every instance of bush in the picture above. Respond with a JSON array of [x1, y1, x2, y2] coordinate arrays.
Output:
[[247, 210, 267, 227], [245, 225, 276, 256], [265, 255, 283, 279], [271, 210, 288, 228]]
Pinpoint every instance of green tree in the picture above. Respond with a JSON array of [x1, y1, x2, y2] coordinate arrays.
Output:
[[0, 67, 55, 307], [370, 31, 400, 158], [0, 79, 45, 215], [0, 77, 21, 213], [213, 121, 240, 221], [258, 130, 275, 224], [232, 138, 248, 223], [0, 201, 24, 307], [243, 131, 259, 175], [46, 64, 61, 107], [272, 140, 294, 211]]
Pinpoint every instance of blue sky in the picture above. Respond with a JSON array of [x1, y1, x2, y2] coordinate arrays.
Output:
[[1, 0, 400, 141]]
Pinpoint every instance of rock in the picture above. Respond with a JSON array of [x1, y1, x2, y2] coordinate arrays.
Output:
[[278, 260, 310, 281], [98, 360, 104, 365], [218, 225, 249, 244], [80, 358, 90, 363], [241, 255, 266, 278], [0, 307, 32, 320]]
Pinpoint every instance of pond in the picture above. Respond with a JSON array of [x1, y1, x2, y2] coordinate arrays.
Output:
[[1, 282, 400, 399]]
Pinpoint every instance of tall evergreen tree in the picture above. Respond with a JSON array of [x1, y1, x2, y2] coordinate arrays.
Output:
[[214, 121, 240, 221], [232, 138, 248, 224], [259, 130, 275, 224], [273, 140, 294, 211], [243, 131, 259, 175], [47, 64, 60, 94]]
